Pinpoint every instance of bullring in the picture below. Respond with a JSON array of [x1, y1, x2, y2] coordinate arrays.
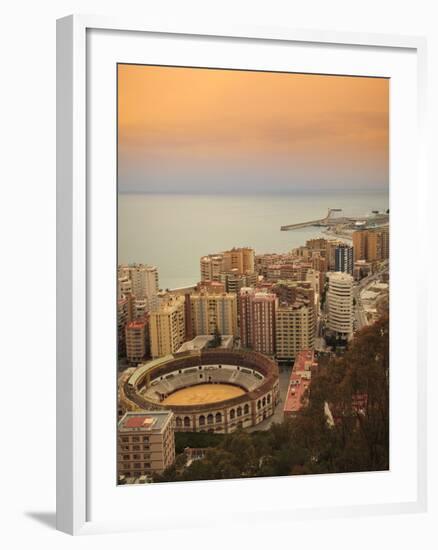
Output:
[[122, 349, 280, 433]]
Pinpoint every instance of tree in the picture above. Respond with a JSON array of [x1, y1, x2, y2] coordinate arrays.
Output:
[[154, 316, 389, 483]]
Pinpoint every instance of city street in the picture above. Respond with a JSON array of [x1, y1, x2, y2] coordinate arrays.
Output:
[[353, 262, 389, 331]]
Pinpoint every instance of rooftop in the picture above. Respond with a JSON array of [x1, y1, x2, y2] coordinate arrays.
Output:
[[177, 335, 234, 353], [284, 373, 311, 414], [292, 350, 317, 373], [118, 411, 173, 433]]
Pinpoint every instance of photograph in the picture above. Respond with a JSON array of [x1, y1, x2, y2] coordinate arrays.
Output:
[[116, 64, 390, 485]]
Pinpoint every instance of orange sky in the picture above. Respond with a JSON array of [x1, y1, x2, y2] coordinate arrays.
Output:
[[118, 64, 389, 193]]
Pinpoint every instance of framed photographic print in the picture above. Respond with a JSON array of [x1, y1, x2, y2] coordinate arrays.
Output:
[[56, 15, 427, 535]]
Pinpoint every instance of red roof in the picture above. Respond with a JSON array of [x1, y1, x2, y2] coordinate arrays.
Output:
[[124, 416, 155, 429], [124, 417, 146, 428], [292, 350, 316, 373], [283, 351, 318, 415], [127, 320, 145, 330], [284, 374, 310, 414]]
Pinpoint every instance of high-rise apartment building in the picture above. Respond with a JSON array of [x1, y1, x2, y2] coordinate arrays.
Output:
[[125, 319, 149, 364], [275, 303, 315, 362], [368, 226, 390, 261], [239, 288, 277, 356], [292, 245, 312, 260], [305, 269, 321, 300], [272, 279, 317, 357], [130, 265, 159, 299], [149, 295, 186, 358], [200, 249, 256, 290], [352, 230, 368, 261], [239, 288, 253, 349], [366, 231, 382, 261], [118, 297, 129, 356], [200, 254, 224, 282], [117, 275, 132, 300], [190, 292, 238, 337], [380, 225, 390, 260], [326, 239, 344, 270], [311, 253, 327, 274], [311, 253, 328, 290], [352, 226, 389, 263], [118, 264, 159, 310], [272, 280, 316, 311], [334, 244, 354, 274], [219, 270, 258, 293], [327, 272, 354, 337], [255, 253, 286, 277], [266, 262, 312, 282], [132, 298, 148, 320], [195, 280, 226, 294], [118, 411, 175, 480], [306, 238, 328, 253], [222, 247, 255, 274]]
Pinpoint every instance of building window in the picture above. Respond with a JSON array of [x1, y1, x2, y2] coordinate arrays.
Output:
[[244, 404, 250, 415], [215, 412, 222, 423], [176, 417, 182, 428], [229, 409, 235, 420], [199, 415, 205, 426], [207, 414, 214, 425], [237, 406, 242, 417], [184, 416, 191, 427]]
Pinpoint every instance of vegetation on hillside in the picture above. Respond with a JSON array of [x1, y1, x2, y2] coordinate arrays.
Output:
[[154, 315, 389, 483]]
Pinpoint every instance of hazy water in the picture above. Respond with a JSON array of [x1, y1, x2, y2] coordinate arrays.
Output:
[[118, 191, 389, 290]]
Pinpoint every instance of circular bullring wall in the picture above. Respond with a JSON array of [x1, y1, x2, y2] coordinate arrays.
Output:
[[124, 350, 280, 434]]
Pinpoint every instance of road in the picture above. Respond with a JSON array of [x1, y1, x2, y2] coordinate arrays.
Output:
[[353, 262, 389, 331]]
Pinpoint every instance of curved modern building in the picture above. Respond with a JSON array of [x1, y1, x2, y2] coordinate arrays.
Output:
[[327, 272, 354, 337]]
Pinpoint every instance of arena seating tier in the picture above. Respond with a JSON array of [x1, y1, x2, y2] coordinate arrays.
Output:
[[143, 364, 264, 402]]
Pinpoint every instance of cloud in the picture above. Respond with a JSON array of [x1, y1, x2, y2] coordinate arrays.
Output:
[[118, 66, 388, 193]]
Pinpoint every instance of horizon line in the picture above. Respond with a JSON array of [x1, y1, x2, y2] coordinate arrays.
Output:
[[118, 188, 389, 196]]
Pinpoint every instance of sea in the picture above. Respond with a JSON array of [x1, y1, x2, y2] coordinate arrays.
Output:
[[118, 191, 389, 290]]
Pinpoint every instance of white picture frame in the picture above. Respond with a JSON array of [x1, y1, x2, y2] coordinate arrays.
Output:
[[56, 14, 428, 535]]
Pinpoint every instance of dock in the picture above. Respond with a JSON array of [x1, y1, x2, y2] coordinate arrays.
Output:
[[280, 208, 388, 231]]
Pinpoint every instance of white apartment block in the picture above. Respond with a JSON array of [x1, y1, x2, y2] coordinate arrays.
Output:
[[327, 271, 354, 337]]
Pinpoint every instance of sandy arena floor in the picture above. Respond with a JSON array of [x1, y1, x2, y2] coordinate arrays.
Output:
[[162, 383, 245, 405]]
